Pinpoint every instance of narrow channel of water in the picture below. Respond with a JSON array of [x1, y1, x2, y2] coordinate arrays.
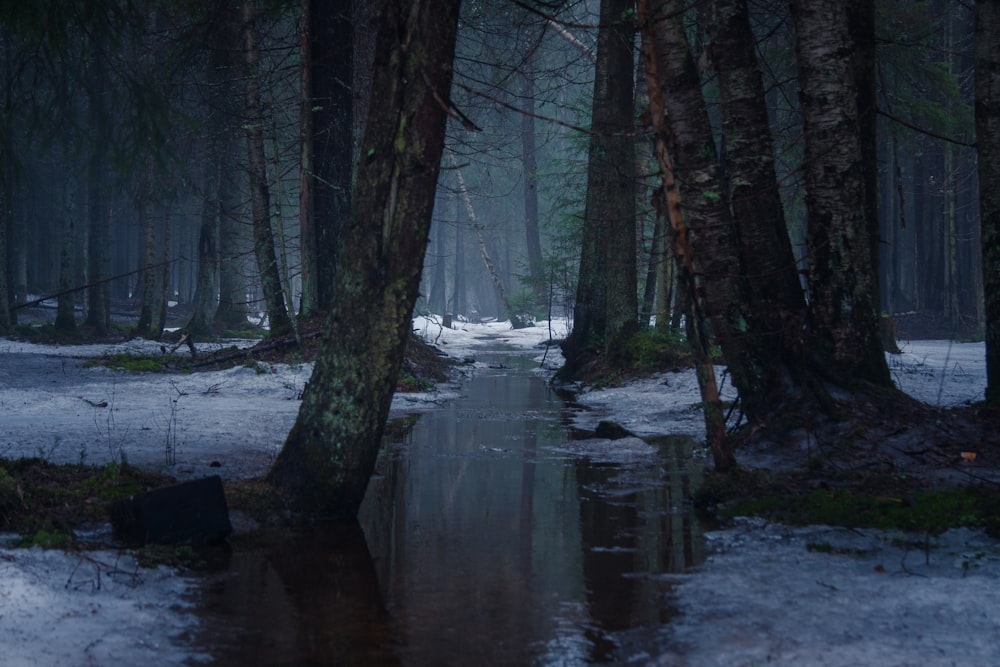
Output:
[[193, 352, 706, 665]]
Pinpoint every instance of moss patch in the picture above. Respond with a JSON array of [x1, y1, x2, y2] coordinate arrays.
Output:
[[0, 458, 175, 546], [86, 353, 167, 373], [696, 468, 1000, 538]]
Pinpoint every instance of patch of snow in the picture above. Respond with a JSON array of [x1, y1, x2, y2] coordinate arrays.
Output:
[[0, 546, 206, 666], [658, 519, 1000, 666], [0, 319, 993, 665]]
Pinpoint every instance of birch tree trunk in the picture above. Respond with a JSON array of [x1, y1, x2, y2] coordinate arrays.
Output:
[[268, 0, 461, 519], [792, 0, 890, 385]]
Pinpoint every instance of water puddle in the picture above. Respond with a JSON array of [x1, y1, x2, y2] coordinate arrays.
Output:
[[192, 352, 706, 665]]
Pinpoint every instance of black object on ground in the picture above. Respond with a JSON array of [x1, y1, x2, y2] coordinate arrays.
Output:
[[111, 475, 232, 545]]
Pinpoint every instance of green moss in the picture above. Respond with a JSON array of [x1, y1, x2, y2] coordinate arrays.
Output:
[[606, 326, 690, 372], [86, 353, 166, 373], [723, 485, 999, 537]]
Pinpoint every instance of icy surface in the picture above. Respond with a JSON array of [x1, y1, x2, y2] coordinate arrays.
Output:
[[0, 318, 996, 665]]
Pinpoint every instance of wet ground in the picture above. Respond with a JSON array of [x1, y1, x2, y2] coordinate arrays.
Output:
[[191, 350, 706, 665]]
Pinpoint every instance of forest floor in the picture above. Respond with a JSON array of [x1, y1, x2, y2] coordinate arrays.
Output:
[[2, 306, 999, 664]]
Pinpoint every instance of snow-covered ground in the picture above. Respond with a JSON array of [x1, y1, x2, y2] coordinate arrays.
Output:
[[0, 317, 997, 665]]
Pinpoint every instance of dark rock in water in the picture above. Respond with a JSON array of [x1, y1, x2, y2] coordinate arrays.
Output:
[[111, 475, 232, 546], [595, 420, 633, 440]]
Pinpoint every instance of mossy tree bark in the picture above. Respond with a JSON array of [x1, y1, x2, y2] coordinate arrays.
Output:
[[267, 0, 461, 519], [976, 0, 1000, 402]]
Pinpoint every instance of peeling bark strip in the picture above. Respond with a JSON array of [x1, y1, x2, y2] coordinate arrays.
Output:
[[791, 0, 889, 385], [268, 0, 462, 519], [637, 0, 729, 468]]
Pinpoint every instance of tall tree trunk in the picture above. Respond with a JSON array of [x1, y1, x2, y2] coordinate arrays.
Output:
[[976, 0, 1000, 402], [186, 149, 221, 335], [640, 208, 662, 325], [428, 213, 447, 315], [55, 177, 77, 331], [452, 194, 467, 317], [637, 0, 736, 470], [85, 49, 110, 335], [450, 154, 527, 328], [792, 0, 890, 385], [710, 0, 810, 416], [242, 0, 292, 338], [520, 58, 545, 304], [214, 139, 249, 331], [0, 197, 10, 334], [310, 0, 352, 312], [135, 178, 159, 338], [268, 0, 462, 519], [563, 0, 637, 371], [298, 0, 317, 318]]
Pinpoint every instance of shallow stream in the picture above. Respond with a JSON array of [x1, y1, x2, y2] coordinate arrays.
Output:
[[192, 350, 706, 665]]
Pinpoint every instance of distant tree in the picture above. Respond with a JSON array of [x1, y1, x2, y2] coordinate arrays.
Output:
[[268, 0, 462, 518], [977, 0, 1000, 402], [84, 44, 112, 335], [242, 0, 293, 338], [0, 196, 10, 333], [520, 50, 545, 305], [562, 0, 637, 374]]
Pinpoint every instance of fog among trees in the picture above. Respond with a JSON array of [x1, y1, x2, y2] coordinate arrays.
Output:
[[2, 0, 999, 511]]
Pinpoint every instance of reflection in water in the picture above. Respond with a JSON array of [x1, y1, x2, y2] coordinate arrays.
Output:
[[194, 354, 704, 665]]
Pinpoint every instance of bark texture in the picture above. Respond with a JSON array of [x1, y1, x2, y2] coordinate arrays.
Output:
[[242, 1, 292, 338], [268, 0, 461, 519], [710, 0, 809, 415], [639, 0, 731, 468], [564, 0, 637, 371], [977, 0, 1000, 402], [791, 0, 889, 385], [308, 0, 353, 313]]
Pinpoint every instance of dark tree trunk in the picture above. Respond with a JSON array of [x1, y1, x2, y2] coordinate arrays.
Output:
[[640, 0, 741, 469], [55, 178, 77, 331], [268, 0, 461, 519], [977, 0, 1000, 402], [186, 151, 221, 336], [0, 198, 10, 334], [242, 1, 292, 338], [792, 0, 890, 386], [298, 0, 316, 318], [521, 59, 545, 303], [214, 138, 249, 331], [135, 177, 159, 338], [710, 0, 810, 416], [310, 0, 352, 313], [452, 194, 467, 317], [564, 0, 637, 370], [428, 212, 447, 315], [647, 0, 765, 392], [84, 49, 110, 335]]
